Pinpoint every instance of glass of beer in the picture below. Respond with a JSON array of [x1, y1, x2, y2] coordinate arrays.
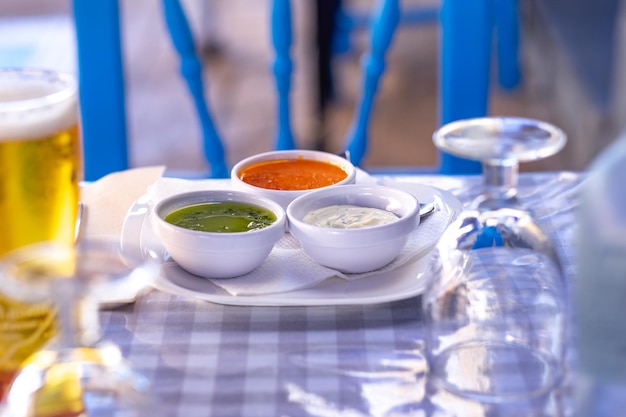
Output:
[[0, 68, 82, 399]]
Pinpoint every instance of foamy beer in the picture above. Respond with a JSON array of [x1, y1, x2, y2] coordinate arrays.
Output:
[[0, 68, 82, 398]]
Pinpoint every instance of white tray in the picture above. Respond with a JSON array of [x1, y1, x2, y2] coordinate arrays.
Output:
[[120, 179, 462, 306]]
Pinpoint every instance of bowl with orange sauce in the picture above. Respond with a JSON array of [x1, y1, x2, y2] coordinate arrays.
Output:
[[231, 150, 356, 208]]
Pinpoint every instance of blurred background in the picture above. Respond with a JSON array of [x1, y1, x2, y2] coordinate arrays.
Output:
[[1, 0, 625, 175]]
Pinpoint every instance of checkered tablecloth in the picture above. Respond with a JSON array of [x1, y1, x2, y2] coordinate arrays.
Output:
[[99, 172, 583, 417]]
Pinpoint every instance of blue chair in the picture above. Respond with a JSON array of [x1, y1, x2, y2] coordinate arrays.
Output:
[[73, 1, 128, 181], [73, 0, 519, 181], [334, 0, 520, 174], [73, 0, 302, 181], [439, 0, 520, 173], [73, 0, 228, 181]]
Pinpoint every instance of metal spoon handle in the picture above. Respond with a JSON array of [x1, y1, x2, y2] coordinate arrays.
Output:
[[74, 202, 86, 243]]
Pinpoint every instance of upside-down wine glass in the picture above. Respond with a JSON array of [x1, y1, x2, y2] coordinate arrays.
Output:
[[436, 117, 568, 211], [0, 238, 160, 417], [423, 117, 569, 414]]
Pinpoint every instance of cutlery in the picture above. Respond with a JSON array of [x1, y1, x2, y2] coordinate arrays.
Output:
[[74, 202, 85, 243], [337, 149, 436, 219]]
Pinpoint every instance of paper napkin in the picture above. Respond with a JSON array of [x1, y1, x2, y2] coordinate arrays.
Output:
[[81, 166, 166, 239]]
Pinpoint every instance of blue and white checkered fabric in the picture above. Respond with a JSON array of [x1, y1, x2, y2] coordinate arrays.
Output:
[[99, 172, 584, 417]]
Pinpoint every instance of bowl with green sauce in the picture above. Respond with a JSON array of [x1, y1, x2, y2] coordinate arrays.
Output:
[[151, 190, 286, 278], [286, 184, 420, 273]]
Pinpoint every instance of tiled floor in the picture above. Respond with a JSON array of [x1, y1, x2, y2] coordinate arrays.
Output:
[[2, 0, 624, 176]]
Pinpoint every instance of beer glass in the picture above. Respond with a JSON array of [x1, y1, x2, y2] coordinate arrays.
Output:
[[0, 68, 82, 399]]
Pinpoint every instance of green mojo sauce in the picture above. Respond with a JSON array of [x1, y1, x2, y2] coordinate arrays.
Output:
[[164, 202, 277, 233]]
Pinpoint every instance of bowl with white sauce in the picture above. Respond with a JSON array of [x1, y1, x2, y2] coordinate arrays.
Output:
[[286, 184, 420, 273]]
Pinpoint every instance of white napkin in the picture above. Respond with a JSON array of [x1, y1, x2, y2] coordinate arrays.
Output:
[[81, 166, 167, 306], [148, 177, 455, 296], [82, 166, 166, 239]]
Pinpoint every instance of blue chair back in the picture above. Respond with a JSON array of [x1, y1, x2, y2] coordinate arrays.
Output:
[[439, 0, 520, 174], [73, 0, 228, 181], [74, 0, 303, 181], [73, 0, 519, 181], [73, 1, 128, 181], [338, 0, 520, 174]]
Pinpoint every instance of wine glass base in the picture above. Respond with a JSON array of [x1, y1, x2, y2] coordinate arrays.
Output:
[[433, 117, 568, 211], [433, 117, 567, 163]]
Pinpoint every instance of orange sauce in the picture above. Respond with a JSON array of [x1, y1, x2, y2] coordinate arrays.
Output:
[[238, 158, 348, 191]]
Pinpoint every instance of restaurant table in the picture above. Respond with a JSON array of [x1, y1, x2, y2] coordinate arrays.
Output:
[[99, 171, 583, 417]]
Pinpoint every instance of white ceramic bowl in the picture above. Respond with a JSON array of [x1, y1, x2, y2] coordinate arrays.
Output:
[[230, 149, 356, 209], [151, 190, 286, 279], [286, 184, 420, 273]]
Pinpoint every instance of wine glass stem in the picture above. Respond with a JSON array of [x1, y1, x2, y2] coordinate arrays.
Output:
[[479, 160, 520, 208]]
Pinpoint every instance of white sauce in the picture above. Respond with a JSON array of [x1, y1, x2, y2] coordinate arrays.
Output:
[[303, 204, 399, 229]]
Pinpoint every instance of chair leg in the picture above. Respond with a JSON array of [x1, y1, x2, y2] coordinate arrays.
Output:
[[72, 0, 129, 181], [162, 0, 228, 178], [316, 0, 341, 112], [344, 0, 401, 167], [495, 0, 521, 90], [439, 0, 490, 174], [271, 0, 297, 151], [314, 0, 341, 151]]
